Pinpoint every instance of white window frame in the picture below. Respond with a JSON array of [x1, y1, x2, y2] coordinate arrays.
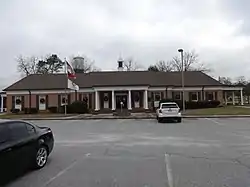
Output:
[[154, 92, 161, 101], [190, 92, 198, 102], [207, 92, 214, 101], [174, 92, 181, 100]]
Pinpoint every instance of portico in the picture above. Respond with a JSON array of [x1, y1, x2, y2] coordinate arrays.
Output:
[[94, 86, 149, 111], [0, 92, 6, 113], [92, 85, 244, 112]]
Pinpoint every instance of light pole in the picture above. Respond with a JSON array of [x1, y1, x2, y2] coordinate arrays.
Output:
[[178, 48, 185, 112]]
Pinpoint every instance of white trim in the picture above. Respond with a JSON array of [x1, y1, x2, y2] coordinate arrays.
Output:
[[204, 87, 243, 91], [6, 86, 243, 95], [94, 86, 148, 91], [6, 90, 72, 95], [170, 86, 243, 91], [115, 92, 128, 96], [172, 87, 203, 91], [78, 88, 95, 93], [148, 87, 166, 91], [223, 87, 243, 91]]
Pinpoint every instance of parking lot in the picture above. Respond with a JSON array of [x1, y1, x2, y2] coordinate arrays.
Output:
[[6, 118, 250, 187]]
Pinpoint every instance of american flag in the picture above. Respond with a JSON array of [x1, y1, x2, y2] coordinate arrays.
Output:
[[65, 61, 76, 79]]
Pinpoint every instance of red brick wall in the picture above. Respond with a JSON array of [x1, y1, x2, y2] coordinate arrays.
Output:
[[6, 95, 12, 113], [70, 92, 76, 103], [48, 94, 58, 107], [24, 94, 37, 108]]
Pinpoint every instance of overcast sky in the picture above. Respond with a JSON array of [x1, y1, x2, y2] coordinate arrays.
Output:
[[1, 0, 250, 89]]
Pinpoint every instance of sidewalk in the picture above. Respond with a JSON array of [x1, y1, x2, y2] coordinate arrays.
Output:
[[17, 113, 250, 120]]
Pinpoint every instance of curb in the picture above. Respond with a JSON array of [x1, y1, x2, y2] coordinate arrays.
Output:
[[16, 115, 250, 120], [183, 115, 250, 118]]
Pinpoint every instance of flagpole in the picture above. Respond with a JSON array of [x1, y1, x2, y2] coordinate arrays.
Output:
[[64, 58, 67, 116]]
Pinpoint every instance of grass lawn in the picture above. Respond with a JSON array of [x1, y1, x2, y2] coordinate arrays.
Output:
[[0, 113, 74, 119], [184, 106, 250, 115]]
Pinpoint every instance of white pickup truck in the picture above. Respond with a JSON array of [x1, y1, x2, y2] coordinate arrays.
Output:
[[156, 102, 182, 123]]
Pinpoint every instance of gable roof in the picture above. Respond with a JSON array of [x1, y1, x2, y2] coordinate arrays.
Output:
[[3, 71, 222, 91]]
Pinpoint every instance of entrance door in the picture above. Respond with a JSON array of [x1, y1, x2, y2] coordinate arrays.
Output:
[[116, 95, 127, 109]]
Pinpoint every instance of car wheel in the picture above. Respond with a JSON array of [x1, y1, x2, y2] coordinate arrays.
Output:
[[177, 118, 182, 123], [158, 118, 162, 123], [34, 146, 48, 169]]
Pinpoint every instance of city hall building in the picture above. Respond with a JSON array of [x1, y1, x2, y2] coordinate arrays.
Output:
[[3, 64, 244, 113]]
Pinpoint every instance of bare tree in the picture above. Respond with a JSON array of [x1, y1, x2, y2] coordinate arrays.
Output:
[[235, 76, 247, 85], [171, 50, 211, 72], [155, 60, 173, 72], [124, 58, 143, 71], [17, 54, 64, 76], [70, 55, 100, 73], [218, 76, 233, 85], [17, 55, 39, 76]]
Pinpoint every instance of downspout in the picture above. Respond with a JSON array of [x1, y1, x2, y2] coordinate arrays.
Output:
[[28, 90, 31, 114], [202, 86, 205, 101], [75, 90, 77, 101]]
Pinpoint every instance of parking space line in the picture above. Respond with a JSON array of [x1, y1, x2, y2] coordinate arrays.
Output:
[[42, 160, 78, 187], [205, 118, 224, 126], [164, 153, 174, 187]]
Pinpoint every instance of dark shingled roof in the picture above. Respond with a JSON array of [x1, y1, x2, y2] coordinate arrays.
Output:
[[3, 71, 222, 91]]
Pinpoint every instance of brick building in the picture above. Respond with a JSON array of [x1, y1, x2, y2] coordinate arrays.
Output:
[[3, 70, 243, 113]]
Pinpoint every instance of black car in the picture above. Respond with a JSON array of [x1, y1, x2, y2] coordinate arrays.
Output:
[[0, 120, 54, 185]]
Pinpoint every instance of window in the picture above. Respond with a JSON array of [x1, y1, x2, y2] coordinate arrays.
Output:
[[161, 103, 178, 108], [26, 123, 36, 134], [0, 124, 9, 143], [175, 93, 181, 100], [154, 92, 161, 101], [191, 92, 198, 101], [8, 122, 28, 140], [208, 93, 214, 100]]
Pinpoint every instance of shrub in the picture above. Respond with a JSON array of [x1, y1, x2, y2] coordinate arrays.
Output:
[[159, 99, 220, 109], [67, 101, 89, 114], [30, 108, 38, 114], [11, 108, 20, 114], [48, 106, 58, 113], [24, 108, 29, 114], [23, 108, 38, 114], [159, 99, 182, 109]]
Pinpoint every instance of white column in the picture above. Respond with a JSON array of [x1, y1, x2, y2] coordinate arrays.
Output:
[[240, 89, 244, 105], [0, 95, 3, 113], [95, 91, 99, 111], [128, 90, 132, 110], [112, 90, 115, 110], [225, 91, 227, 105], [144, 90, 148, 109], [232, 91, 235, 105]]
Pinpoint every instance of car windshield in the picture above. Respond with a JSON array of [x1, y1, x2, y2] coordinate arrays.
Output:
[[161, 104, 178, 108]]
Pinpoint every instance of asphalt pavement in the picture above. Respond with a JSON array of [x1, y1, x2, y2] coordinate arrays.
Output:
[[5, 118, 250, 187]]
